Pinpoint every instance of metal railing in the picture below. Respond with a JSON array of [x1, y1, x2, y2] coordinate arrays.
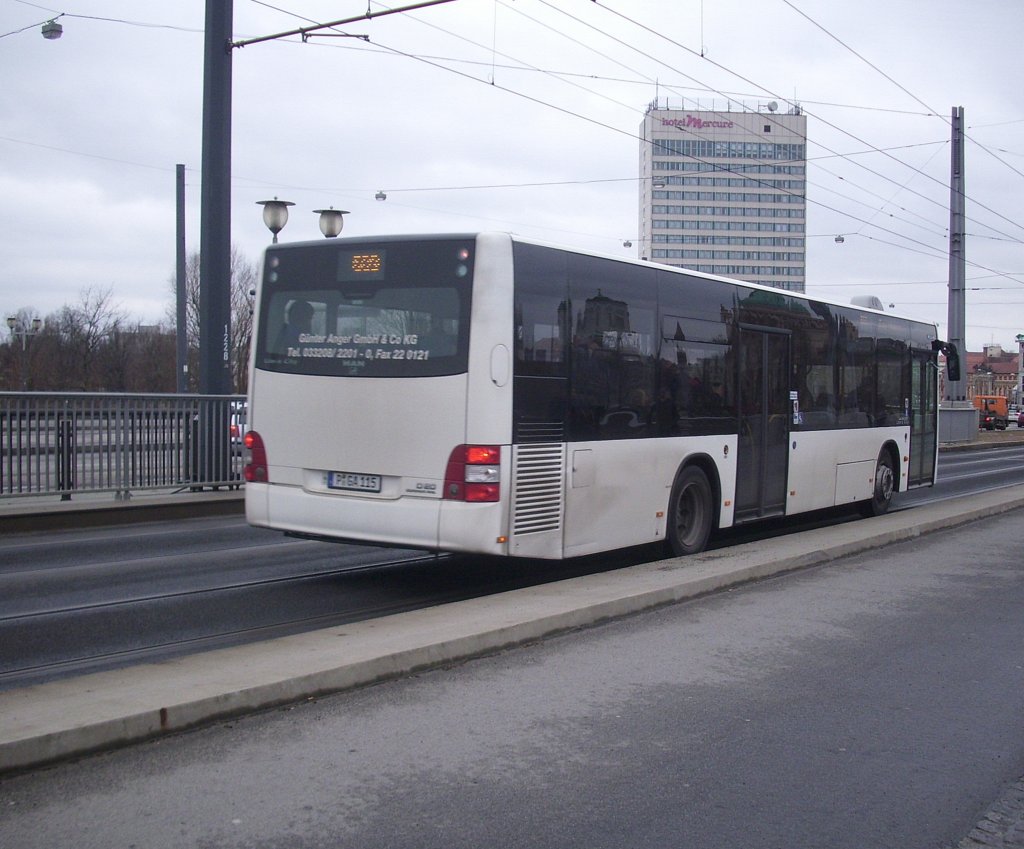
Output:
[[0, 393, 247, 500]]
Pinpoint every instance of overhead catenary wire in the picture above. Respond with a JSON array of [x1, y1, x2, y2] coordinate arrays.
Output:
[[7, 0, 1023, 323], [780, 0, 1024, 186], [230, 0, 1024, 290], [362, 0, 1004, 264], [578, 1, 1024, 245], [14, 0, 1013, 259]]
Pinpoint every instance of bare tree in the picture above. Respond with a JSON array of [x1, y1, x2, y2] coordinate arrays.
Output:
[[3, 295, 182, 392], [1, 253, 258, 393], [169, 247, 257, 393], [229, 249, 257, 394], [100, 322, 177, 392], [31, 287, 128, 390]]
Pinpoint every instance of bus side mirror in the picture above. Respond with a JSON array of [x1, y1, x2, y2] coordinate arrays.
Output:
[[933, 340, 961, 382]]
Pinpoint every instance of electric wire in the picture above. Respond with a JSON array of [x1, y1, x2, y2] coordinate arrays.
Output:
[[357, 0, 989, 266], [781, 0, 1024, 185], [7, 0, 1024, 318], [582, 1, 1024, 244]]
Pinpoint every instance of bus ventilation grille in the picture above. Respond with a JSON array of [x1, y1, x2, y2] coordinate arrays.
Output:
[[514, 420, 565, 443], [512, 444, 564, 536]]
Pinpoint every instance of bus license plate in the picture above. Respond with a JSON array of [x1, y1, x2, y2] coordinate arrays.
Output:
[[327, 471, 382, 493]]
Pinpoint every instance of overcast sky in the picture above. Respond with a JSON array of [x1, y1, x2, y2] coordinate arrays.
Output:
[[3, 0, 1023, 352]]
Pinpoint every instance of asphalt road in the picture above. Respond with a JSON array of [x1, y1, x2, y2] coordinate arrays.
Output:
[[3, 441, 1024, 694], [1, 495, 1023, 848]]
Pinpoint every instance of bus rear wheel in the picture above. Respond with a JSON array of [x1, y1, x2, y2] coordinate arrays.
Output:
[[859, 450, 895, 518], [666, 466, 714, 557]]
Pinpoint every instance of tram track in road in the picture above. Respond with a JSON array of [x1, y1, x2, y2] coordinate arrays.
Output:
[[0, 551, 472, 693], [0, 553, 457, 692], [3, 441, 1023, 694], [0, 506, 902, 693], [0, 541, 655, 694], [0, 550, 449, 623]]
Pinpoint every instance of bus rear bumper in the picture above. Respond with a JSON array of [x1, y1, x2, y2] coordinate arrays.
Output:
[[245, 483, 509, 555]]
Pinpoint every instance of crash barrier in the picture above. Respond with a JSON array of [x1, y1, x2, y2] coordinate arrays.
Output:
[[0, 393, 246, 500]]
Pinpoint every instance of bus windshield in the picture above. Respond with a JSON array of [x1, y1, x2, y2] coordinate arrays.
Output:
[[254, 238, 474, 377]]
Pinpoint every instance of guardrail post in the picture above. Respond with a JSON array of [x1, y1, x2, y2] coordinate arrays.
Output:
[[188, 411, 200, 490], [57, 413, 74, 501]]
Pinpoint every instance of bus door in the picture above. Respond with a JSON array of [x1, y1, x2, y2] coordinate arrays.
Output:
[[907, 347, 938, 486], [734, 326, 791, 522]]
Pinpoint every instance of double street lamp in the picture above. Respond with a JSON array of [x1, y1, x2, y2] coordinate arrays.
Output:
[[6, 316, 42, 350], [6, 316, 43, 390], [256, 200, 349, 242]]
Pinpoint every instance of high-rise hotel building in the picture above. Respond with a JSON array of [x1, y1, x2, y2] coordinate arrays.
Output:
[[638, 103, 808, 292]]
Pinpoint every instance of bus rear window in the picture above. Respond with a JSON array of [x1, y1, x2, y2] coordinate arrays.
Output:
[[255, 239, 473, 377]]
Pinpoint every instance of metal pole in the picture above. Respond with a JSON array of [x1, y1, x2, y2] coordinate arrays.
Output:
[[946, 105, 966, 403], [175, 164, 188, 393], [199, 0, 233, 395], [937, 105, 978, 444]]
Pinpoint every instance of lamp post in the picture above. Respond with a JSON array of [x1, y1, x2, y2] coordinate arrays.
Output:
[[314, 207, 349, 238], [256, 198, 294, 243], [6, 316, 43, 389]]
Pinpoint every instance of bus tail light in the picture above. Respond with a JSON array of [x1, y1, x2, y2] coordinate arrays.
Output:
[[243, 430, 269, 483], [444, 445, 500, 502]]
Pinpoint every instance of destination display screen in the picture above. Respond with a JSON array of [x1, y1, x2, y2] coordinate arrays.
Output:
[[337, 249, 386, 282]]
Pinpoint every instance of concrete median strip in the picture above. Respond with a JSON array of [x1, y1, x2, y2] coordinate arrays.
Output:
[[2, 487, 1024, 775]]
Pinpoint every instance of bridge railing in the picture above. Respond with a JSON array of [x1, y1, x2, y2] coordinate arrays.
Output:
[[0, 393, 247, 500]]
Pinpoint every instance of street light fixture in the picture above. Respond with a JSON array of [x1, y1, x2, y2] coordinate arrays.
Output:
[[7, 316, 43, 390], [256, 198, 294, 243], [41, 19, 62, 39], [314, 207, 349, 238], [7, 316, 42, 349]]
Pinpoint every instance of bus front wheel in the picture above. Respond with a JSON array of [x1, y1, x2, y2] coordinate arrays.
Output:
[[859, 450, 895, 518], [666, 466, 714, 557]]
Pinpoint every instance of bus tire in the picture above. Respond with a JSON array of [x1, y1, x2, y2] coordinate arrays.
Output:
[[859, 449, 895, 518], [666, 465, 714, 557]]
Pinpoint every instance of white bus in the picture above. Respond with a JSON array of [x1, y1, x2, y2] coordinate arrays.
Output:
[[244, 232, 957, 559]]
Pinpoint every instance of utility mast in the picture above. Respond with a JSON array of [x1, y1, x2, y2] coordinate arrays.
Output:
[[941, 106, 976, 441]]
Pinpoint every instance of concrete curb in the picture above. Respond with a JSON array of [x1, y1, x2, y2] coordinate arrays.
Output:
[[0, 491, 244, 533], [2, 485, 1023, 775]]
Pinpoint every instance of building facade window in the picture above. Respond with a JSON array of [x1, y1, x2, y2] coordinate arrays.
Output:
[[652, 139, 806, 160]]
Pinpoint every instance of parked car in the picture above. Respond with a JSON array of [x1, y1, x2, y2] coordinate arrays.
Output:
[[229, 401, 248, 444], [1018, 409, 1024, 428]]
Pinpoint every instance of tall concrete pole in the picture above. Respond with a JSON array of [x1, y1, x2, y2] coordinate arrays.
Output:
[[945, 105, 966, 403], [175, 163, 188, 393], [198, 0, 233, 395], [938, 105, 978, 444]]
